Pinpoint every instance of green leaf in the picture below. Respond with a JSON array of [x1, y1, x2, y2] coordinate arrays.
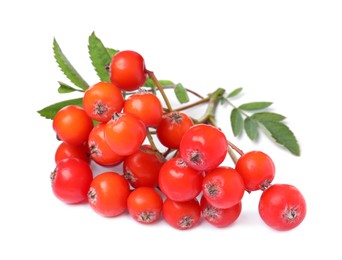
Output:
[[227, 87, 243, 98], [259, 120, 300, 156], [106, 48, 119, 58], [251, 112, 286, 121], [174, 83, 189, 104], [53, 38, 89, 90], [159, 80, 174, 86], [57, 81, 84, 94], [239, 102, 272, 111], [88, 32, 112, 82], [230, 108, 243, 136], [37, 98, 83, 120], [144, 79, 174, 88], [244, 117, 258, 140]]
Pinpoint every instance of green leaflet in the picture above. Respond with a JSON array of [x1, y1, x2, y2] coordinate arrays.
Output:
[[88, 32, 112, 82], [230, 108, 243, 136], [37, 98, 83, 120], [251, 112, 286, 121], [144, 79, 175, 88], [244, 117, 258, 140], [174, 83, 189, 104], [53, 38, 89, 90], [227, 87, 243, 98], [259, 120, 300, 156], [57, 81, 84, 94], [159, 80, 175, 86], [239, 102, 272, 111]]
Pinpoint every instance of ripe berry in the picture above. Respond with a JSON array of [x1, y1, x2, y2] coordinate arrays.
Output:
[[53, 105, 93, 146], [162, 198, 201, 230], [104, 113, 146, 156], [258, 184, 306, 231], [51, 158, 93, 204], [123, 145, 163, 188], [179, 124, 228, 171], [156, 112, 194, 149], [202, 166, 245, 209], [124, 92, 163, 128], [158, 158, 203, 202], [83, 82, 124, 123], [127, 187, 163, 224], [55, 142, 90, 164], [88, 172, 130, 217], [110, 50, 147, 91], [235, 151, 275, 192]]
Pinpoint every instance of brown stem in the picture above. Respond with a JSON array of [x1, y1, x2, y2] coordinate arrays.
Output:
[[162, 85, 205, 99], [146, 129, 166, 162], [227, 140, 244, 156], [146, 70, 173, 112], [173, 97, 210, 112]]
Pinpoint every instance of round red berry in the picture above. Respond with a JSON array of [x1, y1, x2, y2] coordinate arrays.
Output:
[[258, 184, 306, 231], [179, 124, 228, 171]]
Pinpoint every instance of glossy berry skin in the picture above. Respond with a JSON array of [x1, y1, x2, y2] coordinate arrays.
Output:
[[127, 187, 163, 224], [110, 50, 147, 91], [235, 151, 275, 192], [162, 198, 201, 230], [51, 158, 93, 204], [104, 113, 146, 156], [123, 145, 163, 188], [53, 105, 94, 146], [124, 92, 163, 128], [258, 184, 306, 231], [88, 172, 130, 217], [158, 158, 202, 202], [179, 124, 228, 171], [202, 167, 245, 209], [55, 142, 90, 164], [83, 82, 124, 123], [156, 112, 194, 149], [201, 196, 242, 228], [88, 123, 125, 166]]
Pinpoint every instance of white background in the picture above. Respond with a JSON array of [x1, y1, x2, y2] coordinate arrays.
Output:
[[1, 0, 341, 259]]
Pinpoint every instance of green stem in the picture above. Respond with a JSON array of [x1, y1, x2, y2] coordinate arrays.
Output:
[[146, 70, 173, 112], [227, 147, 238, 165], [195, 88, 245, 165], [197, 88, 226, 124]]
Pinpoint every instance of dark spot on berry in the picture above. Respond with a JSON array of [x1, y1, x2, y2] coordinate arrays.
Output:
[[259, 179, 272, 191], [124, 168, 137, 183], [178, 216, 194, 229], [137, 211, 157, 223], [94, 103, 108, 115], [283, 206, 299, 222], [169, 112, 183, 124], [204, 183, 222, 198], [88, 188, 96, 203]]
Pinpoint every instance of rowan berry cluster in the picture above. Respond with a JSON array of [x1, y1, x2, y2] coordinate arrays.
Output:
[[50, 50, 306, 231]]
